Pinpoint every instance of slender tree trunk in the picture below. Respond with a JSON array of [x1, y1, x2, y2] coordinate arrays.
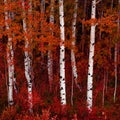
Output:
[[9, 12, 18, 94], [71, 74, 74, 106], [82, 0, 87, 33], [81, 0, 87, 52], [102, 70, 106, 106], [40, 0, 45, 57], [59, 0, 66, 106], [87, 0, 96, 111], [48, 0, 54, 92], [4, 0, 15, 106], [22, 0, 33, 112], [99, 10, 103, 40], [105, 70, 108, 93], [111, 0, 114, 10], [71, 0, 81, 106], [99, 1, 106, 106], [113, 0, 120, 102], [109, 0, 114, 60], [41, 0, 45, 14], [114, 43, 118, 102]]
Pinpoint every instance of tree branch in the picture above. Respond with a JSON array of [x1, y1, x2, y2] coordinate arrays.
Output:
[[96, 0, 102, 4]]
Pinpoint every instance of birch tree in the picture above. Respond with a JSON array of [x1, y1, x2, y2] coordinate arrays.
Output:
[[9, 11, 18, 94], [22, 0, 33, 112], [4, 0, 16, 106], [87, 0, 96, 111], [59, 0, 66, 105], [113, 0, 120, 102], [48, 0, 54, 91], [71, 0, 81, 106]]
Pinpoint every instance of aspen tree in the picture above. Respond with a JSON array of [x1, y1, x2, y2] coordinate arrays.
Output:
[[113, 0, 120, 103], [59, 0, 66, 105], [4, 0, 15, 106], [71, 0, 80, 106], [87, 0, 96, 111], [48, 0, 54, 91], [22, 0, 33, 112], [9, 12, 18, 94]]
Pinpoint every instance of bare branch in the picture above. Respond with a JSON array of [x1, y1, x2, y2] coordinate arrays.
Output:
[[96, 0, 102, 4]]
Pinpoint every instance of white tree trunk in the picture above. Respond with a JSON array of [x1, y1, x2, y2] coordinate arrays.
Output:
[[59, 0, 66, 105], [87, 0, 96, 111], [4, 0, 15, 106], [22, 0, 33, 112], [71, 0, 80, 106], [9, 12, 18, 94], [71, 0, 78, 87], [48, 0, 54, 91]]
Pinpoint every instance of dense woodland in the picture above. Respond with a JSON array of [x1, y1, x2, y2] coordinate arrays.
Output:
[[0, 0, 120, 119]]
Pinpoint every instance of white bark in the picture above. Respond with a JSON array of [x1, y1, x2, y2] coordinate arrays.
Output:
[[9, 12, 18, 94], [48, 0, 54, 91], [87, 0, 96, 111], [71, 0, 81, 106], [4, 0, 15, 106], [59, 0, 66, 105], [22, 0, 33, 112], [71, 0, 78, 87]]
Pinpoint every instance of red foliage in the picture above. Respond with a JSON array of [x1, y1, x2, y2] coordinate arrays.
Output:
[[0, 0, 120, 119]]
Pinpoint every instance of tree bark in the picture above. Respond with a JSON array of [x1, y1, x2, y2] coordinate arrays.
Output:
[[22, 0, 33, 112], [59, 0, 67, 105], [87, 0, 96, 111], [40, 0, 45, 57], [4, 0, 15, 106], [48, 0, 54, 92], [113, 0, 120, 102], [71, 0, 81, 106], [9, 12, 18, 94]]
